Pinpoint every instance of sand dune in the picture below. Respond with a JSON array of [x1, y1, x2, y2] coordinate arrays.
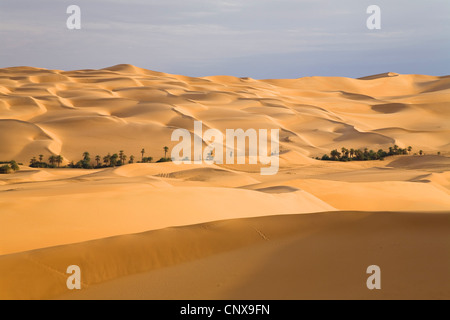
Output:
[[0, 211, 448, 300], [0, 65, 449, 300], [1, 156, 449, 256], [0, 65, 449, 163], [0, 163, 337, 256], [387, 154, 450, 171]]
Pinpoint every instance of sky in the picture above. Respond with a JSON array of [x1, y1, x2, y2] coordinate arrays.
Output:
[[0, 0, 449, 79]]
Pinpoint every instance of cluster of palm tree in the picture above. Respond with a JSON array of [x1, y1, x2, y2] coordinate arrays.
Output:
[[67, 150, 139, 169], [139, 148, 152, 163], [0, 160, 19, 174], [318, 145, 416, 162], [29, 146, 171, 169], [141, 147, 171, 163], [30, 154, 63, 168], [157, 146, 171, 163]]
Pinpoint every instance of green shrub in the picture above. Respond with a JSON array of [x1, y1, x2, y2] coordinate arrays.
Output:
[[10, 161, 19, 171], [0, 165, 12, 174]]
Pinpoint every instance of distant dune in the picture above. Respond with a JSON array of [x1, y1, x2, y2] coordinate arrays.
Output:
[[0, 65, 449, 163], [0, 65, 449, 300]]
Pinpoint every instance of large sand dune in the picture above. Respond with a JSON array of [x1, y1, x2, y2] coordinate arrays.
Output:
[[1, 211, 449, 300], [0, 66, 449, 299], [1, 65, 449, 163]]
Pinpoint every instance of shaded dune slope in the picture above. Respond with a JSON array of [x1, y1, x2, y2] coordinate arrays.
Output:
[[0, 211, 448, 300]]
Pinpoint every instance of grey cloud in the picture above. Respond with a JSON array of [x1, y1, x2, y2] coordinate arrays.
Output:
[[0, 0, 448, 78]]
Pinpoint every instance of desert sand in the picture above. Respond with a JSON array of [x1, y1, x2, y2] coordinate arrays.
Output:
[[0, 65, 449, 299]]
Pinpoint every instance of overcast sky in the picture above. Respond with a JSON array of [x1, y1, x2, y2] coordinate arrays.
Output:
[[0, 0, 449, 78]]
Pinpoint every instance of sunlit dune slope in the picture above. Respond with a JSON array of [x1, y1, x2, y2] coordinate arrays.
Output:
[[0, 163, 336, 255], [0, 65, 449, 164]]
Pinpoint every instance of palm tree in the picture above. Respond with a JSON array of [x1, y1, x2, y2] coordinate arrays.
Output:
[[95, 155, 101, 167], [129, 155, 135, 164], [330, 149, 341, 161], [55, 155, 63, 167], [30, 157, 37, 166], [350, 149, 355, 159], [110, 153, 119, 167], [141, 148, 145, 162], [83, 152, 90, 163], [407, 146, 412, 154], [419, 150, 423, 156], [355, 149, 364, 160], [103, 154, 111, 166], [341, 147, 349, 159], [39, 154, 44, 162], [119, 150, 124, 164], [164, 146, 169, 158], [48, 155, 56, 166]]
